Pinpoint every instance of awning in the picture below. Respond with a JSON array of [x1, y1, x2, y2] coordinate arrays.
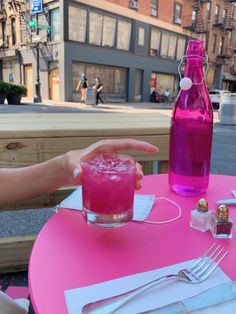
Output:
[[223, 73, 236, 82]]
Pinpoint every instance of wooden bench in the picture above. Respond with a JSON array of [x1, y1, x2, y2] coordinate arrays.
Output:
[[0, 112, 170, 273]]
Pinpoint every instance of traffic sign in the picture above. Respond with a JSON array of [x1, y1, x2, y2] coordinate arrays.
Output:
[[30, 0, 43, 14], [29, 19, 37, 28]]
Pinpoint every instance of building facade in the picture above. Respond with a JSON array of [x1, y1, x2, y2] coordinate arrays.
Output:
[[0, 0, 235, 102]]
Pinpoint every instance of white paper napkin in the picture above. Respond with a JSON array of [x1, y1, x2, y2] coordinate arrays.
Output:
[[59, 187, 155, 221], [64, 259, 235, 314]]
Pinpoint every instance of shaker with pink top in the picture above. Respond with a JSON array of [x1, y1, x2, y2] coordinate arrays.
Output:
[[168, 40, 213, 196]]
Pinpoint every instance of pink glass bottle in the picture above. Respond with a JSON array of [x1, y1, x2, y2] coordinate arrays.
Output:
[[168, 40, 213, 196]]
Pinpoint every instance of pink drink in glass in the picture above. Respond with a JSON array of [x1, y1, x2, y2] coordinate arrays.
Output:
[[81, 154, 136, 227]]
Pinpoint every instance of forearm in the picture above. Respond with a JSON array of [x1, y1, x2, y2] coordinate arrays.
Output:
[[0, 155, 70, 205], [76, 82, 81, 91]]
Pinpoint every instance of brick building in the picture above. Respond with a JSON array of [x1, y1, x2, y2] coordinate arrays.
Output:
[[0, 0, 235, 102]]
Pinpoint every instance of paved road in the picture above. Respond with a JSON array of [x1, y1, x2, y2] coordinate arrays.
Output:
[[212, 123, 236, 176]]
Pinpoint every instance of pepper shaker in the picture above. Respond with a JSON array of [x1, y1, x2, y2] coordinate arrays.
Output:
[[210, 204, 233, 239], [190, 198, 212, 232]]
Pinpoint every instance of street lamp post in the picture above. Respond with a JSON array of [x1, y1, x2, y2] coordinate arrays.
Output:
[[34, 13, 42, 103]]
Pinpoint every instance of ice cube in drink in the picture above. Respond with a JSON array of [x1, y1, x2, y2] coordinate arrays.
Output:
[[81, 154, 136, 227]]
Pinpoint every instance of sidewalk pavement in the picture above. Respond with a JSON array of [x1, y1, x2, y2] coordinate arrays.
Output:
[[0, 97, 220, 123], [1, 97, 174, 112]]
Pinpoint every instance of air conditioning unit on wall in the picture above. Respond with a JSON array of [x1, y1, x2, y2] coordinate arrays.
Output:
[[151, 8, 157, 16], [129, 1, 139, 10]]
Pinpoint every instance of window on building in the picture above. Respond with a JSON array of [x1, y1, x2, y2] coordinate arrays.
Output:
[[50, 8, 60, 41], [228, 31, 232, 43], [215, 4, 220, 23], [204, 33, 209, 51], [160, 32, 177, 59], [72, 62, 127, 97], [90, 13, 116, 47], [176, 37, 186, 60], [212, 33, 217, 53], [138, 27, 145, 46], [68, 6, 131, 51], [150, 0, 158, 16], [11, 18, 16, 45], [1, 21, 8, 47], [222, 9, 227, 24], [69, 6, 87, 42], [232, 4, 235, 18], [89, 12, 103, 45], [102, 16, 116, 48], [218, 36, 224, 55], [206, 66, 215, 87], [117, 20, 131, 50], [150, 28, 160, 56], [174, 2, 182, 24], [206, 2, 211, 20], [151, 0, 158, 9]]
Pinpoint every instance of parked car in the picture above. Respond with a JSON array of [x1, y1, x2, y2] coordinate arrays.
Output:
[[209, 90, 231, 109]]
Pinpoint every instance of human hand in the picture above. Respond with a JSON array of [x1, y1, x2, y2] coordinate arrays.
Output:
[[64, 139, 158, 189]]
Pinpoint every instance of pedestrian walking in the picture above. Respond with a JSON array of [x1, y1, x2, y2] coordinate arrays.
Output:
[[93, 77, 104, 106], [76, 73, 88, 104]]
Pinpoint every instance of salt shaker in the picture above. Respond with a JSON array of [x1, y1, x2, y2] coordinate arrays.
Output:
[[210, 204, 233, 239], [190, 198, 212, 232]]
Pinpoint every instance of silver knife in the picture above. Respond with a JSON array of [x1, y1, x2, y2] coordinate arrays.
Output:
[[138, 281, 236, 313]]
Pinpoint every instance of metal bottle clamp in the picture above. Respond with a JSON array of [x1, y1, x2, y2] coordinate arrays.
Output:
[[178, 54, 209, 86]]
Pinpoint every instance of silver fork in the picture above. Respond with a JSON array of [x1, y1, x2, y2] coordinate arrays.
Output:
[[82, 243, 228, 314]]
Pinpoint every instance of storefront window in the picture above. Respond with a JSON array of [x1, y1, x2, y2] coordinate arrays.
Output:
[[134, 69, 143, 101], [50, 8, 60, 42], [69, 6, 87, 42], [72, 62, 127, 97], [117, 20, 131, 50], [114, 69, 126, 94], [151, 72, 177, 96], [89, 12, 103, 45], [72, 64, 85, 91], [150, 28, 160, 56]]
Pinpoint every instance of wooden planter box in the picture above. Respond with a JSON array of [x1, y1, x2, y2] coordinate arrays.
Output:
[[0, 112, 170, 273]]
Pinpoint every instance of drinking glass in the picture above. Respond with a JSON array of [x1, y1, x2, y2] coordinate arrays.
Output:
[[81, 153, 136, 227]]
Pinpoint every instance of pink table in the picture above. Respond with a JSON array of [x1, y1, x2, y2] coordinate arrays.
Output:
[[29, 174, 236, 314]]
